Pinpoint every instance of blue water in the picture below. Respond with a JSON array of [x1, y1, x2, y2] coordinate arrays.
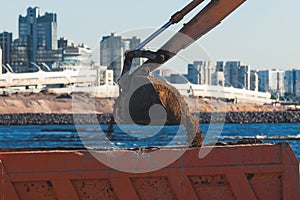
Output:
[[0, 123, 299, 160]]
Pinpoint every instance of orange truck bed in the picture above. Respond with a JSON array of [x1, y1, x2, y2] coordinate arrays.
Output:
[[0, 143, 299, 199]]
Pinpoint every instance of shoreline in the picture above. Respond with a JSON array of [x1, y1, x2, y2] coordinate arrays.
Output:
[[1, 111, 300, 125]]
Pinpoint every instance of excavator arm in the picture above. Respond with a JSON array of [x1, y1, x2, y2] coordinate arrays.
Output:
[[114, 0, 247, 147], [129, 0, 246, 75]]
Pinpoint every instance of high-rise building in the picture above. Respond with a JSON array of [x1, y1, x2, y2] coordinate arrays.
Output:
[[216, 61, 224, 72], [238, 65, 250, 89], [224, 61, 251, 89], [284, 70, 294, 95], [100, 33, 141, 81], [199, 61, 215, 85], [11, 38, 28, 72], [0, 47, 2, 74], [213, 71, 225, 86], [18, 7, 57, 51], [187, 61, 217, 85], [215, 61, 224, 86], [188, 60, 252, 88], [284, 69, 300, 97], [258, 69, 285, 96], [294, 70, 300, 97], [258, 70, 269, 92], [187, 63, 199, 84], [224, 61, 240, 88], [269, 69, 285, 96], [0, 32, 13, 66], [11, 7, 61, 72], [250, 70, 258, 91]]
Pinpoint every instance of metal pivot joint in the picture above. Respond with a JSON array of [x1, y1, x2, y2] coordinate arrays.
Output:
[[121, 50, 170, 76]]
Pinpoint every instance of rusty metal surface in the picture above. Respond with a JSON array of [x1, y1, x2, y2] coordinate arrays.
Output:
[[0, 143, 299, 200]]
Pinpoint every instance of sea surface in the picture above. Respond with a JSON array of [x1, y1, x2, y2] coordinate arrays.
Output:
[[0, 123, 299, 160]]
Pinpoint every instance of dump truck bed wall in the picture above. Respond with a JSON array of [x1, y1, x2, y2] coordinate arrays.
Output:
[[0, 143, 299, 199]]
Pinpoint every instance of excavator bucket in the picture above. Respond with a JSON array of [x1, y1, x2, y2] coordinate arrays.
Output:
[[113, 0, 246, 147], [115, 69, 202, 146]]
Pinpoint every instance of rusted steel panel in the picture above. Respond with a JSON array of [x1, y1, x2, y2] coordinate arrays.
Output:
[[72, 179, 118, 200], [51, 180, 80, 200], [0, 143, 299, 200], [227, 174, 257, 200], [0, 160, 19, 200], [189, 175, 236, 199], [130, 177, 176, 200], [280, 142, 300, 199], [13, 181, 57, 200], [247, 173, 282, 199], [110, 177, 139, 200], [168, 175, 199, 199]]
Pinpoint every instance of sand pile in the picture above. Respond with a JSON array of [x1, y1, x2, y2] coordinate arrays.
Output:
[[0, 91, 285, 115], [149, 77, 202, 147], [0, 92, 113, 114]]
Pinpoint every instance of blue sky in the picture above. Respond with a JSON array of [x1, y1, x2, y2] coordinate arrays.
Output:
[[0, 0, 299, 70]]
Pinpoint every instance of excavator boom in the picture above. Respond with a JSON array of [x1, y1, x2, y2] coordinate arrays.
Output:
[[134, 0, 246, 74]]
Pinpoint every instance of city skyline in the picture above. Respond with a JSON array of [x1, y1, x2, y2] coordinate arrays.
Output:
[[0, 0, 299, 70]]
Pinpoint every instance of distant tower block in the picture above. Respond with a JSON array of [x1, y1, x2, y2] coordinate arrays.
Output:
[[100, 33, 141, 81], [0, 47, 2, 74]]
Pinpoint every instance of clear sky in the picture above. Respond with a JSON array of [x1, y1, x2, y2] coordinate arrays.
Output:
[[0, 0, 299, 70]]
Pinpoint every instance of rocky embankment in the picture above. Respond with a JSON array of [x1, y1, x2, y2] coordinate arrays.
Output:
[[0, 113, 112, 125], [195, 111, 300, 124], [0, 92, 299, 125], [1, 111, 300, 125]]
